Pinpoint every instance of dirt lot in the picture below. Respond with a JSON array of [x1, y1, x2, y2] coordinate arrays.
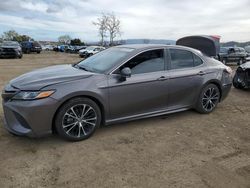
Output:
[[0, 52, 249, 188]]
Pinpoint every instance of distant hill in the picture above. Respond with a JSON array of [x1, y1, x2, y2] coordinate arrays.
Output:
[[119, 39, 176, 45], [221, 41, 250, 48], [87, 39, 176, 46]]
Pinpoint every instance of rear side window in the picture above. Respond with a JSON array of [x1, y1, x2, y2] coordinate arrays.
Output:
[[193, 54, 203, 66], [170, 49, 194, 69]]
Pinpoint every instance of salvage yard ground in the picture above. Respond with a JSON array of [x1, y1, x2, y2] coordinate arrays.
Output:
[[0, 52, 250, 188]]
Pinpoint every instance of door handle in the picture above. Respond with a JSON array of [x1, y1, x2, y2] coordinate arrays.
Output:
[[197, 71, 206, 76], [157, 76, 167, 81]]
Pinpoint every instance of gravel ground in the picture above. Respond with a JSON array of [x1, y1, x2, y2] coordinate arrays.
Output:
[[0, 52, 249, 188]]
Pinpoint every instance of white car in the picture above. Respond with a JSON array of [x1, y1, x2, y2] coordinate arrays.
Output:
[[79, 46, 105, 57]]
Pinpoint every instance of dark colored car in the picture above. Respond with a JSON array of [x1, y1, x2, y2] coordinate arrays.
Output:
[[233, 62, 250, 89], [21, 41, 42, 54], [218, 47, 247, 65], [0, 41, 22, 59], [2, 43, 232, 141]]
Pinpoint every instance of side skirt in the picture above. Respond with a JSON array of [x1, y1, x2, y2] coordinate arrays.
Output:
[[105, 107, 191, 125]]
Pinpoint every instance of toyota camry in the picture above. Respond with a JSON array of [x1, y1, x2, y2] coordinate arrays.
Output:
[[2, 42, 232, 141]]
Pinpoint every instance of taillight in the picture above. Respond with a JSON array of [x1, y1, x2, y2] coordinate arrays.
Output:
[[224, 66, 233, 77]]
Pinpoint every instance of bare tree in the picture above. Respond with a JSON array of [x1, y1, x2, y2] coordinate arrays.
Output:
[[58, 35, 71, 44], [93, 13, 108, 46], [106, 13, 121, 46], [93, 12, 121, 46]]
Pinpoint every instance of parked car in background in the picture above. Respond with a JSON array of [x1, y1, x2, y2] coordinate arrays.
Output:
[[43, 45, 54, 51], [2, 41, 232, 141], [0, 41, 22, 59], [245, 45, 250, 58], [218, 47, 247, 65], [233, 62, 250, 89], [21, 41, 42, 54], [68, 46, 86, 54], [79, 46, 105, 58], [58, 45, 70, 52]]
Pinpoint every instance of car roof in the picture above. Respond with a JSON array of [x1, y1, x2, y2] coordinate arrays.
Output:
[[115, 44, 202, 54]]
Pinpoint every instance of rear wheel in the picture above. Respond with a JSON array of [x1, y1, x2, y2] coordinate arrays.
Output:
[[196, 84, 220, 114], [55, 98, 101, 141]]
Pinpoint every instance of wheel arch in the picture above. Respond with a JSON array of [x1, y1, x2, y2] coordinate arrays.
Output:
[[51, 94, 106, 134], [202, 79, 222, 101]]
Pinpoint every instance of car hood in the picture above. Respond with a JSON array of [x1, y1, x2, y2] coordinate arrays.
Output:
[[9, 64, 93, 90], [0, 45, 19, 49], [240, 62, 250, 69]]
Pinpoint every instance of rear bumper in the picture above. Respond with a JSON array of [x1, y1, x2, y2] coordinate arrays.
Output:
[[220, 83, 232, 101], [2, 97, 59, 137]]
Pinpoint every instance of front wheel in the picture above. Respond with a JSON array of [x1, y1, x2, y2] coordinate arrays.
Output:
[[195, 84, 220, 114], [55, 98, 101, 141]]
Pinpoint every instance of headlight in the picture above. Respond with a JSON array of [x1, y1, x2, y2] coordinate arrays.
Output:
[[12, 90, 55, 100]]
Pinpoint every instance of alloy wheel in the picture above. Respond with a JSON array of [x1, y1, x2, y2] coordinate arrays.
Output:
[[202, 87, 219, 112], [62, 104, 97, 138]]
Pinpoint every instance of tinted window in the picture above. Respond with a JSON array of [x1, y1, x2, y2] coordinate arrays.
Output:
[[121, 49, 164, 74], [170, 49, 194, 69], [193, 54, 203, 66]]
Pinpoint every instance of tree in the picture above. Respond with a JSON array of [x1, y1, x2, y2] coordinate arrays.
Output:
[[106, 13, 121, 46], [70, 38, 84, 46], [14, 35, 33, 42], [93, 13, 108, 46], [2, 30, 19, 41], [93, 12, 121, 46], [58, 35, 71, 44]]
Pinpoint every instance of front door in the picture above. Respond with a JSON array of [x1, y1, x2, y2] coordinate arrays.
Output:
[[107, 49, 169, 120]]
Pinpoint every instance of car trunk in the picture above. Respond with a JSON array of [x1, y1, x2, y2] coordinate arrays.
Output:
[[176, 35, 220, 57]]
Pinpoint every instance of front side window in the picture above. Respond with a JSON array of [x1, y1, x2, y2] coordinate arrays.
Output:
[[77, 47, 134, 73], [170, 49, 194, 69], [120, 49, 164, 74]]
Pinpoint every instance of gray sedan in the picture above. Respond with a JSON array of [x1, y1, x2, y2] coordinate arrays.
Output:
[[2, 44, 232, 141]]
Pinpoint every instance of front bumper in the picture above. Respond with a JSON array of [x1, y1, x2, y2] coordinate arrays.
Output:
[[2, 97, 59, 137], [0, 50, 21, 58]]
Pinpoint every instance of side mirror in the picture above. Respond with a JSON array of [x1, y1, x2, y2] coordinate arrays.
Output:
[[120, 67, 131, 81]]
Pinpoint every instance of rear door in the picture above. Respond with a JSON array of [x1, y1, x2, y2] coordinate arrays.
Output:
[[167, 48, 206, 109]]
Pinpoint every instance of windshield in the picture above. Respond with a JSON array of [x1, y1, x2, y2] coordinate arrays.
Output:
[[220, 47, 228, 53], [1, 41, 19, 47], [77, 47, 134, 73], [86, 46, 96, 50]]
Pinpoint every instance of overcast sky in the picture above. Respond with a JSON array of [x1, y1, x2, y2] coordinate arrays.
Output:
[[0, 0, 249, 42]]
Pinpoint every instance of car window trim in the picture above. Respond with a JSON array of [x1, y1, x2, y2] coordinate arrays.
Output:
[[168, 47, 205, 70], [109, 47, 167, 75]]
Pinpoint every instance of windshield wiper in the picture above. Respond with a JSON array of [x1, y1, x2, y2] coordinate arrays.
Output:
[[74, 64, 93, 72]]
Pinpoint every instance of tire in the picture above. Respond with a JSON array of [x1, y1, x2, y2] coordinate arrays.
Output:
[[37, 51, 41, 54], [196, 84, 220, 114], [55, 97, 101, 141]]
